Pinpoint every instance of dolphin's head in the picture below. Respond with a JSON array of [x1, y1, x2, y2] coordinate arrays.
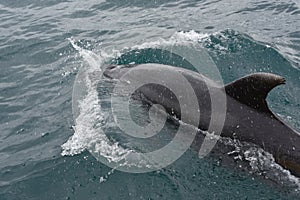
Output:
[[103, 64, 140, 80]]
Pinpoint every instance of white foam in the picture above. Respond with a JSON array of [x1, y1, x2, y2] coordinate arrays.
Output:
[[61, 39, 132, 161], [127, 30, 210, 50], [220, 136, 300, 192]]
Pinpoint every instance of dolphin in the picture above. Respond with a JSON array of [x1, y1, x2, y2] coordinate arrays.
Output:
[[103, 63, 300, 177]]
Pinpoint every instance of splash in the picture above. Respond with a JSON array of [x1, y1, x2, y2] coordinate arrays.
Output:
[[61, 38, 133, 163], [220, 136, 300, 193]]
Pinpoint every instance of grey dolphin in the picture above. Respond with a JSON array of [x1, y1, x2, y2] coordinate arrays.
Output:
[[103, 63, 300, 177]]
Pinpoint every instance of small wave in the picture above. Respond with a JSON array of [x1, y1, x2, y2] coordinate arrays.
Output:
[[220, 136, 300, 193]]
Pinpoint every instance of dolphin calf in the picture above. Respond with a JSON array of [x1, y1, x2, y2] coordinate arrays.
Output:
[[103, 63, 300, 177]]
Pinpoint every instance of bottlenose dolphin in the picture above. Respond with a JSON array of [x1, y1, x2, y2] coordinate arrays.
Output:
[[103, 63, 300, 177]]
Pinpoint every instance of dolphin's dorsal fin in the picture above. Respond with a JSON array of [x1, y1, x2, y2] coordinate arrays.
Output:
[[225, 73, 286, 112]]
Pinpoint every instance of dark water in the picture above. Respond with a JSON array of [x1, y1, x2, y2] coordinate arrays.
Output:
[[1, 0, 300, 199]]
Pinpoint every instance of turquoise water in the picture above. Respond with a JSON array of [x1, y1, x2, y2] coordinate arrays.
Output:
[[1, 0, 300, 199]]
